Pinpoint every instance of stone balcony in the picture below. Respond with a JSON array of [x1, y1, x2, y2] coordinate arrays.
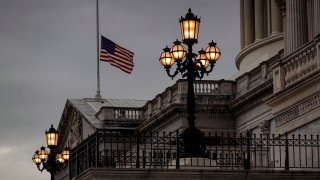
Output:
[[283, 36, 320, 87], [143, 79, 236, 119], [273, 35, 320, 93], [94, 79, 236, 132], [97, 106, 144, 122], [138, 79, 236, 133], [96, 106, 144, 128]]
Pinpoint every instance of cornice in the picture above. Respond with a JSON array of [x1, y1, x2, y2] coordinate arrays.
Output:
[[265, 70, 320, 107], [235, 33, 284, 69], [137, 103, 232, 133], [137, 104, 184, 133], [281, 35, 320, 65], [274, 93, 320, 128], [57, 100, 73, 150], [229, 79, 273, 111]]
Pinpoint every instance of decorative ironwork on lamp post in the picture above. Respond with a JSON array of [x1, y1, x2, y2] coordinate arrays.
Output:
[[32, 125, 69, 180], [159, 8, 221, 157]]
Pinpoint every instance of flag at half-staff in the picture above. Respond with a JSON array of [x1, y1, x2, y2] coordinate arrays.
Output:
[[100, 36, 134, 74]]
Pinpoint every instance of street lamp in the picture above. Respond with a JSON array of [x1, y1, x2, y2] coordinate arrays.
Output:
[[32, 125, 69, 180], [159, 8, 221, 157]]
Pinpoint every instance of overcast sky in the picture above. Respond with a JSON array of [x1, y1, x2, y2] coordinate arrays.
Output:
[[0, 0, 239, 179]]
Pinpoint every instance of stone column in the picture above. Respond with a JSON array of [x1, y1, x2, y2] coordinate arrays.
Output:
[[276, 0, 286, 54], [307, 0, 314, 41], [314, 0, 320, 37], [254, 0, 264, 40], [244, 0, 255, 46], [271, 0, 282, 34], [240, 0, 245, 49], [286, 0, 308, 54]]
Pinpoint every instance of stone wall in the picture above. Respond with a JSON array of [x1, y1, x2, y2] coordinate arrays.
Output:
[[75, 168, 320, 180]]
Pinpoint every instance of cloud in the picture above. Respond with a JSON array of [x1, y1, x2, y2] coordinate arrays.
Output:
[[0, 146, 13, 157], [0, 0, 239, 179]]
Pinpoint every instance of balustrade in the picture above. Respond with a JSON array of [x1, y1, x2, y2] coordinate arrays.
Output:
[[283, 39, 319, 87], [113, 107, 143, 120], [98, 80, 234, 122], [193, 80, 220, 95], [143, 80, 233, 119], [97, 106, 144, 121]]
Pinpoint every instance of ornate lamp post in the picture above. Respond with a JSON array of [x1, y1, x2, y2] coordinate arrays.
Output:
[[32, 125, 69, 180], [159, 9, 221, 157]]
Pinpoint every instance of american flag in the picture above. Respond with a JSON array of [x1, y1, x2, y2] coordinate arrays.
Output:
[[100, 36, 134, 74]]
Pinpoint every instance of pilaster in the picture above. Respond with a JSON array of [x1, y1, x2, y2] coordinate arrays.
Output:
[[272, 62, 285, 93]]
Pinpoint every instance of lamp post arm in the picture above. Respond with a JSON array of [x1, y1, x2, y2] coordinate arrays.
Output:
[[166, 67, 179, 79], [197, 70, 204, 79], [37, 164, 46, 172], [204, 62, 216, 74], [179, 59, 188, 74], [197, 62, 215, 78], [61, 161, 69, 169]]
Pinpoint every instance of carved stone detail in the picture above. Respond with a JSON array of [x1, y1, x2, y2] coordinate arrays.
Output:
[[261, 63, 268, 80], [275, 94, 320, 127], [259, 120, 270, 134], [283, 40, 318, 87], [68, 111, 82, 149]]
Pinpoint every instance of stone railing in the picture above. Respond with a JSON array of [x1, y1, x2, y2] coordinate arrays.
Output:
[[96, 106, 144, 121], [193, 80, 220, 95], [95, 80, 235, 123], [144, 79, 235, 118], [282, 37, 320, 87], [113, 107, 143, 120]]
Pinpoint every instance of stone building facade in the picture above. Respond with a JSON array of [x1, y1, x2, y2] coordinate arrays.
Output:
[[55, 0, 320, 179]]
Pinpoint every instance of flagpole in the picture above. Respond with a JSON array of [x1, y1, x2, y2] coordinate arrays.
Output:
[[95, 0, 102, 99]]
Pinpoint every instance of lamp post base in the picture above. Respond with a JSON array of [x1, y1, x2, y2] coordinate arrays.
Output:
[[179, 127, 207, 158]]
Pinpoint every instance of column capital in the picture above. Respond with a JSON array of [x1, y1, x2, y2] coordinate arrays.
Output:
[[276, 0, 286, 16]]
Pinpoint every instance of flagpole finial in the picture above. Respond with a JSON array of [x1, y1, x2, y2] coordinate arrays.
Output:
[[95, 92, 102, 99]]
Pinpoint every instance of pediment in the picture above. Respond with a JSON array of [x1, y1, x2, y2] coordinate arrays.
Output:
[[57, 100, 83, 150]]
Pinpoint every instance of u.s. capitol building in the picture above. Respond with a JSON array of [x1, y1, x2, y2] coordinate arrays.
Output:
[[55, 0, 320, 179]]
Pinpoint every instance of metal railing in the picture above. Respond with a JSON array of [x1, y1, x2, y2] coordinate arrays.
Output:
[[69, 130, 320, 179]]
